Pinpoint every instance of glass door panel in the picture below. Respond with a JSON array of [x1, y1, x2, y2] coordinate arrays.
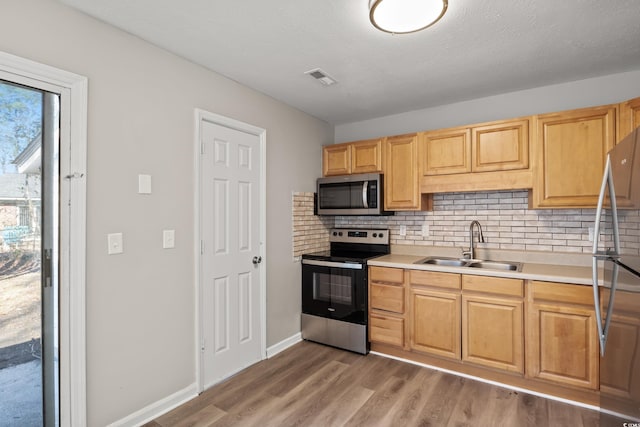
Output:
[[0, 79, 59, 426]]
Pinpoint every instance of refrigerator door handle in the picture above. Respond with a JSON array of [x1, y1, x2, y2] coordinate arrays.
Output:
[[592, 155, 620, 356], [592, 257, 618, 356]]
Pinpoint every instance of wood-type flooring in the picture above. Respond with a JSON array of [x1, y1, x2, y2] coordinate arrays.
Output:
[[145, 341, 625, 427]]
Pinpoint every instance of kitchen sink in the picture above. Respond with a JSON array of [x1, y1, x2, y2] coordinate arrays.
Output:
[[414, 257, 522, 272], [419, 258, 468, 267], [467, 261, 521, 271]]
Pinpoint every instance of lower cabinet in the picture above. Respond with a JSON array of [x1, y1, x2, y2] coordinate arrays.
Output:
[[368, 269, 602, 403], [370, 313, 404, 347], [408, 270, 461, 359], [369, 266, 406, 349], [462, 295, 523, 372], [527, 280, 599, 390], [461, 275, 524, 373]]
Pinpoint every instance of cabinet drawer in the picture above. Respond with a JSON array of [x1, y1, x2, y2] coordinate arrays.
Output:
[[370, 266, 404, 284], [370, 313, 404, 347], [371, 283, 404, 313], [410, 270, 460, 290], [530, 281, 593, 305], [462, 275, 523, 297]]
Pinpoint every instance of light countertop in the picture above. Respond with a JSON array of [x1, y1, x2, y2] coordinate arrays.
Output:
[[368, 253, 594, 285]]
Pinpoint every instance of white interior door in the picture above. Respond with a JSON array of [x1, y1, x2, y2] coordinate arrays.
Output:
[[199, 115, 264, 389]]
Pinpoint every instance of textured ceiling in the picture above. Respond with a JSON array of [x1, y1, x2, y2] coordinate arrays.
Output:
[[57, 0, 640, 124]]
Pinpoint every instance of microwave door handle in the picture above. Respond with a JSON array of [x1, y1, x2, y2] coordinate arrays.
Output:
[[362, 181, 369, 208]]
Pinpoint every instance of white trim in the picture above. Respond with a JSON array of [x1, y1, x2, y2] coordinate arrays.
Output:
[[106, 383, 198, 427], [370, 351, 601, 413], [267, 333, 302, 358], [194, 109, 267, 393], [0, 51, 87, 427]]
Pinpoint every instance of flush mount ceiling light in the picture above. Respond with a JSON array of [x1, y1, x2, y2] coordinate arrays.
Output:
[[369, 0, 448, 34]]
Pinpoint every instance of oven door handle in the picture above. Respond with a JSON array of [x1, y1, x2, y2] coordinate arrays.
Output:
[[301, 259, 364, 270]]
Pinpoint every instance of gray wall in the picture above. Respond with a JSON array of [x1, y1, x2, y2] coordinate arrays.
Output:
[[0, 0, 332, 425], [335, 70, 640, 142]]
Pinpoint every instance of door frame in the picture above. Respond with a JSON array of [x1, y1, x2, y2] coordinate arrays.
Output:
[[0, 51, 87, 426], [194, 109, 267, 393]]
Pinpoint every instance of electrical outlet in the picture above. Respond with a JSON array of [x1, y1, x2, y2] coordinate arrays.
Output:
[[399, 225, 407, 236], [421, 223, 430, 237], [588, 227, 594, 242]]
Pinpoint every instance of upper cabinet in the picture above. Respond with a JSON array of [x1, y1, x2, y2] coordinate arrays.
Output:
[[472, 119, 529, 173], [322, 138, 384, 177], [326, 95, 639, 210], [530, 105, 616, 208], [322, 143, 351, 176], [619, 96, 640, 141], [385, 133, 431, 211], [421, 119, 529, 176], [420, 117, 533, 194], [421, 126, 471, 175], [351, 138, 384, 174]]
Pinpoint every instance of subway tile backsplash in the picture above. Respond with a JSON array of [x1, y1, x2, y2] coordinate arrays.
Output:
[[293, 190, 640, 257], [292, 192, 333, 257]]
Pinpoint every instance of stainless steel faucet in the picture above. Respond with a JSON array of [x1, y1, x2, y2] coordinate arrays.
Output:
[[466, 220, 485, 260]]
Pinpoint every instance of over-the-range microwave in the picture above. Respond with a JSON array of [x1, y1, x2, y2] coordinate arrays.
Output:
[[316, 173, 393, 216]]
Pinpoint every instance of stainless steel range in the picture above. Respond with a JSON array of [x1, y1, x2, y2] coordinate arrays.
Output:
[[301, 228, 390, 354]]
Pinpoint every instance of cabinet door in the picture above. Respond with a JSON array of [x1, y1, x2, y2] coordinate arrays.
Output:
[[385, 134, 424, 210], [323, 143, 351, 176], [619, 97, 640, 141], [409, 287, 461, 359], [532, 105, 616, 208], [472, 119, 529, 172], [351, 139, 383, 174], [462, 295, 523, 373], [421, 127, 471, 176], [527, 302, 599, 389]]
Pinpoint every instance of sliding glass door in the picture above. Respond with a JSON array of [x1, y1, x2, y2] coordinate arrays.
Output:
[[0, 79, 59, 426]]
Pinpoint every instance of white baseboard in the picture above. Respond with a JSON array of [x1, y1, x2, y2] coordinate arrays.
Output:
[[266, 332, 302, 358], [108, 334, 302, 426], [107, 383, 198, 427]]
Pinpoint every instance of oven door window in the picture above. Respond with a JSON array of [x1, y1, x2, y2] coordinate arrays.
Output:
[[302, 264, 366, 324], [314, 272, 352, 305]]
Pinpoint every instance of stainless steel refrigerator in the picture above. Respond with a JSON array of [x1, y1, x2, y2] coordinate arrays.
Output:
[[592, 126, 640, 423]]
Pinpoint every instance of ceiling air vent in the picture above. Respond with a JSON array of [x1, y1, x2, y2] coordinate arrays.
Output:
[[304, 68, 337, 86]]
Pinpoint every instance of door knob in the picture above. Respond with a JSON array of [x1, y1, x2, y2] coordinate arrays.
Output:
[[252, 256, 262, 265]]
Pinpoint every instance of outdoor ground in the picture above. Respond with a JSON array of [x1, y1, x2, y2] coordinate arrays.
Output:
[[0, 251, 42, 426], [0, 252, 40, 368]]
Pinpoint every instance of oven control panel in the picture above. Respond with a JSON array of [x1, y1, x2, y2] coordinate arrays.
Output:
[[329, 228, 389, 245]]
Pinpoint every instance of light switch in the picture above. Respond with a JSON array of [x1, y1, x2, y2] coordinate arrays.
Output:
[[138, 174, 152, 194], [163, 229, 175, 249], [399, 225, 407, 236], [107, 233, 123, 255]]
